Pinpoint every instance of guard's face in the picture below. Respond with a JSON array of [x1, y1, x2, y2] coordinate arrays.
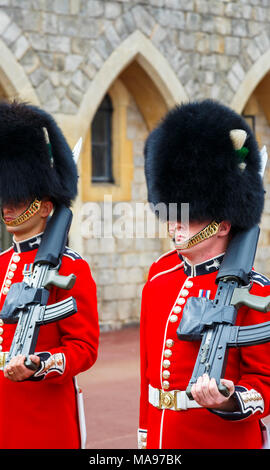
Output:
[[168, 221, 189, 246], [2, 201, 31, 224], [2, 199, 53, 240], [168, 219, 218, 257], [2, 200, 40, 239], [168, 220, 211, 247]]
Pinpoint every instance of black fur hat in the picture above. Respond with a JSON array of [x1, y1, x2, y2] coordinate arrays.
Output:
[[0, 100, 78, 207], [144, 99, 265, 230]]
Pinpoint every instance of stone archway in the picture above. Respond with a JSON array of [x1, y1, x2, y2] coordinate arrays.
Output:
[[0, 38, 39, 104], [230, 48, 270, 114], [68, 30, 188, 256], [68, 31, 188, 322], [74, 30, 188, 143]]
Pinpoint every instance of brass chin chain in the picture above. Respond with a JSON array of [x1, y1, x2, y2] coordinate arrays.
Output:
[[174, 220, 221, 250], [2, 198, 42, 227]]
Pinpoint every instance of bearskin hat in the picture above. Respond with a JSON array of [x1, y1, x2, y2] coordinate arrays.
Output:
[[0, 100, 78, 207], [144, 99, 265, 230]]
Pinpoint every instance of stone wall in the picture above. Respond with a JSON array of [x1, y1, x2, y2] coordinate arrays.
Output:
[[82, 94, 164, 329], [0, 1, 270, 112]]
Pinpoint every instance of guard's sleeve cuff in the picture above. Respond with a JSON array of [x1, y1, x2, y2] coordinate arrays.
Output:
[[209, 386, 264, 421], [137, 428, 147, 449], [28, 352, 66, 381]]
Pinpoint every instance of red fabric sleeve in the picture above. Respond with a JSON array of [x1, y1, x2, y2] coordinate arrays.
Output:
[[235, 283, 270, 420]]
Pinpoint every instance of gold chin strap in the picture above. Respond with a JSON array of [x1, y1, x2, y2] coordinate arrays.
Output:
[[2, 198, 42, 227], [172, 220, 221, 250]]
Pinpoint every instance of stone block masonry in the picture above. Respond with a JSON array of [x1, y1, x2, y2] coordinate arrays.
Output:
[[0, 0, 269, 112]]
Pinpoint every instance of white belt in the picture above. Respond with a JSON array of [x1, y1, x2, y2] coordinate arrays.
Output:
[[149, 384, 202, 411]]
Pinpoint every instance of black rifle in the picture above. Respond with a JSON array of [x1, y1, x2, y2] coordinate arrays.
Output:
[[177, 225, 270, 398], [0, 205, 77, 371]]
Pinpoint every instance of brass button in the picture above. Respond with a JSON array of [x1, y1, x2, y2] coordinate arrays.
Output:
[[162, 370, 170, 379], [173, 306, 181, 313], [0, 319, 4, 326], [166, 339, 174, 348], [181, 289, 189, 297], [13, 255, 20, 263], [7, 271, 14, 279], [10, 263, 17, 271], [164, 349, 172, 358], [185, 280, 193, 288], [0, 337, 3, 344], [5, 279, 12, 286], [169, 315, 178, 323], [177, 298, 186, 305], [0, 328, 4, 335], [162, 380, 170, 389], [3, 287, 9, 295], [163, 359, 170, 368]]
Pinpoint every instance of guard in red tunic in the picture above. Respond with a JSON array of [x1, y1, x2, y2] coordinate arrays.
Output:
[[139, 100, 270, 449], [0, 101, 99, 449]]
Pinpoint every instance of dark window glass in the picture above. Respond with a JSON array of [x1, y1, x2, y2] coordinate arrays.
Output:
[[243, 114, 255, 134], [91, 94, 114, 183]]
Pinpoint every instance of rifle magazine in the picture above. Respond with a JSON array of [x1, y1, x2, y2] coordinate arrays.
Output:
[[229, 321, 270, 347], [40, 297, 77, 325]]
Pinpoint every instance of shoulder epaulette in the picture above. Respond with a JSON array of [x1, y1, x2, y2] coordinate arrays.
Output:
[[0, 246, 13, 257], [251, 271, 270, 287], [150, 262, 184, 282], [63, 247, 82, 261], [154, 249, 178, 264]]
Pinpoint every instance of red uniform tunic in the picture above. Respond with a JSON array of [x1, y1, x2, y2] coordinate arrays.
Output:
[[0, 234, 99, 449], [139, 249, 270, 449]]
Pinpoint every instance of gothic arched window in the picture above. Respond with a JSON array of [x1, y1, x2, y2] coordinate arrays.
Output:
[[91, 94, 114, 183], [81, 79, 133, 203]]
